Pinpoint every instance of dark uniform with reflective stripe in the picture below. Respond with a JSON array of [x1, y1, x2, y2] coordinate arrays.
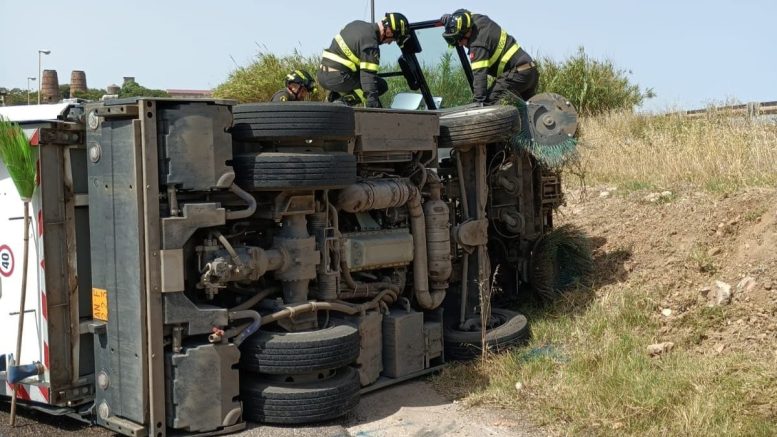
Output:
[[270, 89, 297, 102], [317, 20, 388, 108], [467, 14, 537, 104]]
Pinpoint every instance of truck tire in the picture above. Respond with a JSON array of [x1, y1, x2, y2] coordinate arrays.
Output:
[[232, 152, 357, 190], [438, 105, 520, 148], [240, 324, 360, 375], [231, 103, 355, 141], [443, 308, 529, 360], [241, 367, 360, 424]]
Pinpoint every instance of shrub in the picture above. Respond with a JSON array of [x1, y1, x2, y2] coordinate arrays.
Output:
[[538, 47, 654, 116], [213, 51, 320, 103]]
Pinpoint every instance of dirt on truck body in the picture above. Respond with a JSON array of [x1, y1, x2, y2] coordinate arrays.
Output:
[[0, 19, 577, 436]]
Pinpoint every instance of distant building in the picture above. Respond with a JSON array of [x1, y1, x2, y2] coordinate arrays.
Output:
[[166, 89, 213, 99]]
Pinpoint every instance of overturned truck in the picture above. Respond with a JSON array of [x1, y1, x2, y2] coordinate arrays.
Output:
[[0, 19, 578, 436]]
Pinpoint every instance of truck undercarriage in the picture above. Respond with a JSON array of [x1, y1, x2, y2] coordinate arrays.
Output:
[[0, 18, 578, 436]]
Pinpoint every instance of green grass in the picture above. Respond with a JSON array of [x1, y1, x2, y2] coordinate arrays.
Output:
[[743, 206, 769, 222], [432, 288, 777, 436], [619, 180, 656, 193]]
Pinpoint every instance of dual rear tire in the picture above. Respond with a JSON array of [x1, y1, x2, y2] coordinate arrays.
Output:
[[239, 323, 361, 424]]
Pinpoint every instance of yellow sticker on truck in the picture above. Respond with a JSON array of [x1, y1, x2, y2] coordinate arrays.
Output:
[[92, 288, 108, 321]]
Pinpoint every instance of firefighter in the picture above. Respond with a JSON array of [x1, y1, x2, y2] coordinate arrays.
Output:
[[441, 9, 538, 105], [271, 69, 316, 102], [317, 12, 410, 108]]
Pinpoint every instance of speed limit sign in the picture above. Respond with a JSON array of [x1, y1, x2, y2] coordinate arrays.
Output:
[[0, 245, 14, 277]]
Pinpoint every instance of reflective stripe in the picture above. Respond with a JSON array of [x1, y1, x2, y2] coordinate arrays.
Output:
[[353, 88, 366, 103], [470, 30, 521, 75], [487, 30, 508, 68], [497, 44, 519, 76], [360, 62, 379, 72], [336, 34, 360, 64], [322, 51, 357, 71], [471, 59, 489, 70]]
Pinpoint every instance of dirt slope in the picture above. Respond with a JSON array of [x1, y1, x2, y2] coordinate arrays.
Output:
[[558, 186, 777, 358]]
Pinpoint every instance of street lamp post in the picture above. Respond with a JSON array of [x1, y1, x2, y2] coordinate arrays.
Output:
[[37, 49, 51, 105], [27, 77, 36, 105]]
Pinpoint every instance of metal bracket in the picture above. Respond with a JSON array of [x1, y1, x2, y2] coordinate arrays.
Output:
[[39, 125, 85, 145], [98, 414, 146, 437], [256, 192, 315, 221], [52, 381, 95, 405], [453, 218, 489, 248], [94, 105, 140, 119], [80, 320, 107, 335]]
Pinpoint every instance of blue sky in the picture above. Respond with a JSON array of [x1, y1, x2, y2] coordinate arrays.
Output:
[[1, 0, 775, 111]]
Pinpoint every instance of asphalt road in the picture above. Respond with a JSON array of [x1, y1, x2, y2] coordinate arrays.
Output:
[[0, 381, 540, 437]]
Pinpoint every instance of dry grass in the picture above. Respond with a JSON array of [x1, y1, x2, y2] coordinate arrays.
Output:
[[575, 111, 777, 192], [433, 288, 777, 436]]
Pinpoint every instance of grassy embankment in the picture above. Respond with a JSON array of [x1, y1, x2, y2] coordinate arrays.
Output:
[[433, 111, 777, 436]]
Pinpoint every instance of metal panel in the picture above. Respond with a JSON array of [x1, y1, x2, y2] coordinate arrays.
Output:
[[88, 110, 148, 425], [159, 249, 184, 293], [157, 102, 234, 191], [382, 309, 425, 378], [165, 343, 241, 432], [354, 109, 438, 152], [139, 100, 167, 437], [39, 143, 75, 392]]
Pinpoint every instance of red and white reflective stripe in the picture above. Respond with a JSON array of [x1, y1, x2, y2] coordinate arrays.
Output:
[[29, 129, 40, 147], [37, 210, 44, 237], [5, 382, 50, 403], [33, 189, 51, 404]]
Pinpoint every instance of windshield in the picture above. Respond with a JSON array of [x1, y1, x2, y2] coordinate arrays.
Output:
[[380, 26, 472, 109]]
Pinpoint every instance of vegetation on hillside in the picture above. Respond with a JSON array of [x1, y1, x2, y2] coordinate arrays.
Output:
[[434, 109, 777, 436], [577, 111, 777, 192], [213, 51, 321, 103], [538, 47, 655, 116], [213, 46, 653, 115]]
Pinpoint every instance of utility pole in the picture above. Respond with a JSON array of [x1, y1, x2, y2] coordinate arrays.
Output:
[[37, 49, 51, 104], [27, 77, 36, 105], [370, 0, 375, 22]]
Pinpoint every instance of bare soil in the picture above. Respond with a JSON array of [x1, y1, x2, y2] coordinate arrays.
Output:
[[560, 186, 777, 359]]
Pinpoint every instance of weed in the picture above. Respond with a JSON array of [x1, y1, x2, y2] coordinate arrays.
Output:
[[620, 180, 656, 193], [743, 206, 768, 222], [688, 245, 717, 274]]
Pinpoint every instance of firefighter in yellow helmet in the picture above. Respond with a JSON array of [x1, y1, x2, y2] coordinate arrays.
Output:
[[441, 9, 538, 105], [271, 70, 316, 102], [317, 12, 410, 108]]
